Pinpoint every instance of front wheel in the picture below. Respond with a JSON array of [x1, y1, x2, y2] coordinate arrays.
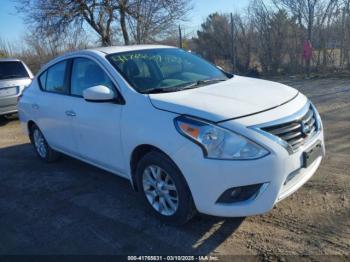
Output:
[[30, 124, 60, 162], [136, 151, 196, 225]]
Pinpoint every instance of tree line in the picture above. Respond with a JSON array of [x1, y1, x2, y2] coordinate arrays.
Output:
[[193, 0, 350, 76], [1, 0, 349, 77]]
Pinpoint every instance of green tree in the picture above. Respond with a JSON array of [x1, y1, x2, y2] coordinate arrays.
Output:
[[193, 13, 231, 63]]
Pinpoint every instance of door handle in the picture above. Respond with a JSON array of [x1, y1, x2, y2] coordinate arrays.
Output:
[[65, 110, 76, 117], [32, 104, 39, 110]]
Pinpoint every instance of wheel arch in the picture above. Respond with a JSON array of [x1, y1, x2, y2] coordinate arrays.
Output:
[[27, 120, 37, 141], [130, 144, 174, 192]]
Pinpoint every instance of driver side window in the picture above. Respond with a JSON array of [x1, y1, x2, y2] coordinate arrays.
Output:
[[71, 58, 114, 97]]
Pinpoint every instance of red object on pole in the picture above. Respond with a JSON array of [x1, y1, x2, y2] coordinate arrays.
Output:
[[303, 40, 313, 61]]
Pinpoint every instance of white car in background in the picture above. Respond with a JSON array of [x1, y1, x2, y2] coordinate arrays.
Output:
[[18, 45, 325, 224], [0, 58, 33, 117]]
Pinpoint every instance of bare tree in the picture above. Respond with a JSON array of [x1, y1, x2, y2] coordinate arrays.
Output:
[[0, 38, 17, 57], [0, 27, 91, 73], [273, 0, 339, 74], [127, 0, 192, 44], [231, 13, 255, 73], [16, 0, 121, 46], [251, 0, 300, 74], [339, 0, 350, 69], [191, 0, 350, 75], [8, 0, 349, 75], [118, 0, 131, 45], [16, 0, 192, 46]]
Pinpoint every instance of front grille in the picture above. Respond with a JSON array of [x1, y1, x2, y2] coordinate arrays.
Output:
[[261, 105, 318, 151]]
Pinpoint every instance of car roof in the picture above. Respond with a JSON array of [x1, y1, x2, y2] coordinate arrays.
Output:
[[0, 58, 23, 62], [90, 45, 176, 54], [38, 45, 178, 74]]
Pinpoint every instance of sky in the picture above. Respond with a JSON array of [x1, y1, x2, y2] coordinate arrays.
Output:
[[0, 0, 250, 42], [186, 0, 250, 32]]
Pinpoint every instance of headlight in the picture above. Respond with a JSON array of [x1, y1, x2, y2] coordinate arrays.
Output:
[[174, 116, 269, 160]]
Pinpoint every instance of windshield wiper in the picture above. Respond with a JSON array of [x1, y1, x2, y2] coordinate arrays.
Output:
[[141, 86, 184, 94], [180, 78, 227, 90], [141, 78, 227, 94]]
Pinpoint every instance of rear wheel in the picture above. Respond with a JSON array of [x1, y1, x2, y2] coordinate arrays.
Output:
[[30, 124, 60, 162], [136, 151, 196, 225]]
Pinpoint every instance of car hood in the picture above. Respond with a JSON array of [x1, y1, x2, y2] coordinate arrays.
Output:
[[149, 75, 299, 122]]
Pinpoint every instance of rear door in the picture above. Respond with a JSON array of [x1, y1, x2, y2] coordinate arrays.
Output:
[[35, 60, 78, 155]]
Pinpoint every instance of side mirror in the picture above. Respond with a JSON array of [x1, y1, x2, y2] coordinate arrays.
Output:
[[83, 85, 115, 102]]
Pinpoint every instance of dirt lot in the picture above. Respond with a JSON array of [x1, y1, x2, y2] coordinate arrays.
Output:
[[0, 77, 349, 258]]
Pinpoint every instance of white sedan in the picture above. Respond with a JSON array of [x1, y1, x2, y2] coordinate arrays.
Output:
[[18, 45, 325, 224]]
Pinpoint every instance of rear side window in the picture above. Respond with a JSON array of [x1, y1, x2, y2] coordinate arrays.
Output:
[[70, 58, 114, 97], [40, 61, 68, 94], [0, 61, 29, 80]]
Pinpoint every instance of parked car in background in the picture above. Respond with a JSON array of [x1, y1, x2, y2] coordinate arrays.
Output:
[[0, 58, 33, 118], [18, 45, 325, 225]]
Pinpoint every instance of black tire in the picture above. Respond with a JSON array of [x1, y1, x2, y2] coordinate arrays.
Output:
[[136, 151, 196, 225], [4, 113, 17, 119], [29, 124, 60, 162]]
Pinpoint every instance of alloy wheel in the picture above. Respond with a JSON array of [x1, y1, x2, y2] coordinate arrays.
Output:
[[33, 129, 47, 158], [142, 165, 179, 216]]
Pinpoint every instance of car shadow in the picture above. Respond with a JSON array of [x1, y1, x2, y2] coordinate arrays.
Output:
[[0, 114, 18, 127], [0, 143, 244, 255]]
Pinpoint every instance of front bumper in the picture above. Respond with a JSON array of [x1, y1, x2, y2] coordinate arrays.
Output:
[[171, 125, 324, 217]]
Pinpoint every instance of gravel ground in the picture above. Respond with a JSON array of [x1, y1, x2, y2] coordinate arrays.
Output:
[[0, 77, 349, 258]]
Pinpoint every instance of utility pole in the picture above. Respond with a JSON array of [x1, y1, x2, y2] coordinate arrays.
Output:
[[179, 25, 183, 49], [230, 13, 235, 73]]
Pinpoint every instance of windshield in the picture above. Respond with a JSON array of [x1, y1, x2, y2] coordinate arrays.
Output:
[[0, 61, 29, 80], [107, 48, 230, 93]]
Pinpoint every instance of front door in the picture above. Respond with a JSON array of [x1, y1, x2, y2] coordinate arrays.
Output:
[[68, 57, 126, 175]]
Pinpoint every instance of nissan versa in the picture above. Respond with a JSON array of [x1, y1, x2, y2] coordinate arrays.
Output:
[[18, 45, 325, 224]]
